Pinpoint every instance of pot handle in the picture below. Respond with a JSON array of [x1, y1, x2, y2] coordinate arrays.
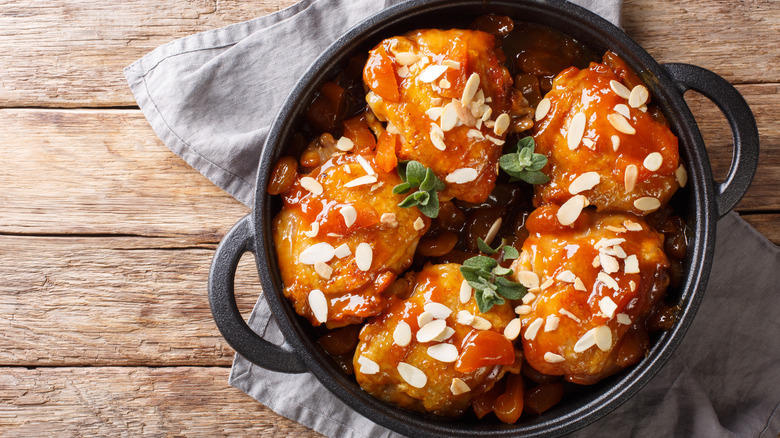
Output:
[[663, 63, 759, 218], [209, 214, 307, 373]]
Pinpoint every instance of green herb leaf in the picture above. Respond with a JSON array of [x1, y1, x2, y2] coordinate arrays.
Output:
[[394, 161, 446, 218], [397, 161, 408, 181], [477, 237, 498, 255], [392, 182, 411, 195], [502, 245, 520, 261], [516, 169, 551, 185], [405, 161, 427, 187], [397, 195, 419, 209], [499, 136, 550, 185], [416, 193, 439, 218], [517, 136, 535, 151], [412, 190, 430, 205], [492, 265, 513, 276], [462, 255, 498, 271], [459, 239, 526, 313]]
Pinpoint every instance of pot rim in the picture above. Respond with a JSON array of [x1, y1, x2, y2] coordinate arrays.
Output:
[[253, 0, 716, 436]]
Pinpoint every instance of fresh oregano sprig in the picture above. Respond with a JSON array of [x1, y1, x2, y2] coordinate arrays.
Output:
[[499, 136, 550, 184], [459, 238, 527, 313], [392, 160, 445, 218]]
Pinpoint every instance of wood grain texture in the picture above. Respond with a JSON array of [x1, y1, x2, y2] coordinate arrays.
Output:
[[0, 367, 321, 437], [0, 0, 777, 107], [0, 235, 264, 366]]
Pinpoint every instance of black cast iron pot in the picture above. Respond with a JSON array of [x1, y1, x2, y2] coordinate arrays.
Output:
[[208, 1, 759, 436]]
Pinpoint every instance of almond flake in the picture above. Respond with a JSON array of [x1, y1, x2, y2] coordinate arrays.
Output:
[[522, 292, 537, 305], [624, 254, 640, 274], [340, 205, 357, 228], [574, 277, 587, 291], [634, 197, 661, 212], [380, 213, 398, 228], [592, 255, 601, 268], [574, 328, 597, 353], [467, 129, 485, 140], [486, 135, 505, 146], [597, 272, 619, 291], [544, 352, 565, 363], [344, 175, 378, 188], [397, 362, 427, 388], [303, 222, 320, 238], [643, 152, 663, 171], [430, 123, 447, 151], [418, 64, 448, 83], [456, 310, 474, 325], [535, 97, 551, 121], [417, 319, 447, 343], [675, 164, 688, 187], [557, 195, 587, 226], [413, 217, 425, 231], [424, 302, 452, 320], [516, 271, 540, 289], [356, 155, 375, 175], [524, 318, 543, 341], [608, 113, 636, 135], [594, 325, 613, 351], [481, 105, 493, 122], [440, 102, 459, 131], [617, 313, 632, 325], [426, 106, 444, 121], [515, 305, 532, 315], [471, 316, 492, 331], [443, 59, 461, 69], [624, 164, 638, 192], [611, 135, 620, 151], [427, 343, 458, 363], [582, 138, 595, 149], [357, 355, 380, 374], [556, 270, 576, 283], [474, 89, 486, 105], [461, 73, 481, 105], [439, 78, 451, 89], [308, 289, 328, 324], [334, 243, 351, 258], [567, 112, 587, 150], [393, 321, 412, 347], [629, 280, 636, 292], [599, 297, 618, 319], [397, 65, 410, 78], [453, 99, 477, 126], [568, 172, 601, 195], [545, 314, 560, 332], [605, 226, 627, 233], [610, 80, 631, 99], [299, 242, 335, 265], [459, 280, 472, 304], [614, 103, 631, 118], [611, 245, 627, 258], [560, 308, 581, 323], [623, 220, 643, 231], [595, 238, 626, 250], [300, 176, 323, 195], [504, 318, 522, 340], [445, 168, 478, 184], [417, 311, 433, 328], [450, 378, 471, 395], [540, 278, 554, 290], [394, 52, 420, 66], [493, 113, 510, 136], [483, 218, 502, 246], [599, 253, 620, 274], [314, 262, 333, 280], [355, 242, 373, 271], [628, 85, 649, 108]]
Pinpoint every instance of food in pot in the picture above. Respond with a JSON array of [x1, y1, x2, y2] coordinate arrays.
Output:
[[268, 16, 688, 424]]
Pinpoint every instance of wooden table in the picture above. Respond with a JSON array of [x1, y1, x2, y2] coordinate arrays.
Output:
[[1, 0, 777, 435]]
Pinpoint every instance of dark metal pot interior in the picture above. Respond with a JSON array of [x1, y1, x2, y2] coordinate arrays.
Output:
[[244, 0, 742, 436]]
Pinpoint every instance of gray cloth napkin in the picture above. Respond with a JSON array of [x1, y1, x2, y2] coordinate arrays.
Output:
[[125, 1, 779, 437]]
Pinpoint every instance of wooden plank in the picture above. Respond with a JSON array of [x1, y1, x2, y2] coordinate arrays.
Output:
[[0, 109, 248, 237], [0, 367, 321, 437], [0, 235, 264, 366], [0, 0, 777, 107]]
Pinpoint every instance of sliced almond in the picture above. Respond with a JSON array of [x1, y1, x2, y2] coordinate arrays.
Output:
[[611, 135, 620, 151], [299, 242, 335, 265], [417, 319, 447, 343], [634, 197, 661, 212], [456, 310, 474, 325], [540, 278, 554, 290], [675, 164, 688, 187], [426, 106, 444, 121], [544, 314, 560, 332], [303, 222, 319, 238], [617, 313, 632, 325], [516, 271, 540, 289], [504, 318, 522, 340], [466, 129, 485, 140], [567, 112, 587, 150], [629, 280, 637, 292], [471, 315, 492, 331], [521, 292, 537, 305], [461, 73, 481, 105], [334, 243, 351, 258], [524, 318, 543, 341], [582, 138, 595, 150], [451, 378, 471, 395], [595, 238, 626, 250], [605, 225, 627, 233], [427, 343, 458, 363], [314, 262, 333, 280], [623, 220, 643, 231], [424, 302, 452, 320], [340, 205, 357, 228], [556, 270, 576, 283], [556, 195, 588, 226], [594, 325, 613, 351], [433, 326, 456, 342], [610, 80, 631, 99], [560, 308, 581, 323], [568, 172, 601, 195], [486, 135, 505, 146], [380, 213, 398, 228], [592, 255, 601, 268], [599, 297, 618, 319], [397, 362, 427, 388], [493, 113, 510, 136], [459, 280, 472, 304], [544, 352, 565, 363], [300, 176, 323, 195], [624, 164, 638, 192], [608, 113, 636, 135], [355, 242, 373, 271], [643, 152, 663, 171], [440, 102, 459, 132], [344, 175, 378, 188], [397, 65, 410, 78], [418, 64, 448, 83], [394, 51, 420, 66], [453, 99, 476, 126], [599, 253, 620, 274], [574, 329, 597, 353], [413, 217, 425, 231], [356, 155, 375, 175], [439, 78, 451, 89], [597, 272, 619, 291], [574, 277, 587, 291], [535, 97, 551, 121], [445, 168, 479, 184], [628, 85, 649, 108], [335, 136, 354, 151], [614, 103, 631, 118], [393, 321, 412, 347], [483, 218, 502, 246], [443, 59, 461, 69], [417, 311, 433, 328], [624, 254, 640, 274], [357, 355, 380, 374], [308, 289, 328, 324], [430, 123, 447, 151], [515, 305, 532, 315]]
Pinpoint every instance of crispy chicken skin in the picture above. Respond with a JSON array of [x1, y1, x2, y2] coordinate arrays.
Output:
[[364, 29, 533, 203], [533, 61, 680, 215], [511, 205, 669, 384], [273, 153, 428, 327], [354, 263, 520, 417]]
